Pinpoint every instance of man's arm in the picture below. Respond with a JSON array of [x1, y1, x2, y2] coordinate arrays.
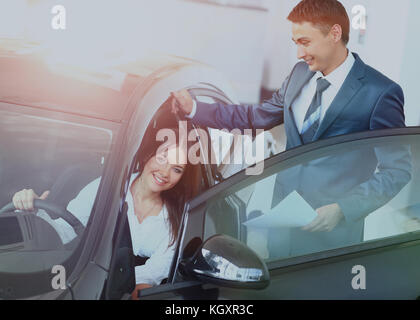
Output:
[[336, 83, 411, 223], [171, 74, 292, 134], [304, 83, 411, 231], [337, 144, 412, 223]]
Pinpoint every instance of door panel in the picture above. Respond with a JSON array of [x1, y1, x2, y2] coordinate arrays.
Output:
[[213, 238, 420, 299]]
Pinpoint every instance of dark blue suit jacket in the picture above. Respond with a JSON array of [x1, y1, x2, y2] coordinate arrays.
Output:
[[193, 53, 405, 148], [191, 53, 411, 255]]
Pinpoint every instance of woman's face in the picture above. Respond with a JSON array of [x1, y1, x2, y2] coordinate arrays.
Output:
[[141, 142, 188, 193]]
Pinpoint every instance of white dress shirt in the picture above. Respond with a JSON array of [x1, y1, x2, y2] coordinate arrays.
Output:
[[36, 173, 175, 286], [186, 100, 198, 119], [292, 52, 355, 133], [125, 174, 176, 286], [187, 52, 355, 134]]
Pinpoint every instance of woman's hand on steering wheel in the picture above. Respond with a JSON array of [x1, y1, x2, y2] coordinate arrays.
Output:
[[3, 191, 84, 237], [12, 189, 50, 211]]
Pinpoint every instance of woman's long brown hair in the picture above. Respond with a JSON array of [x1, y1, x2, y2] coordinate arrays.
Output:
[[135, 124, 202, 246]]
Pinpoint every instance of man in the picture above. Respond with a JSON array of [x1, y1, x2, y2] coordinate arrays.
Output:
[[171, 0, 410, 254]]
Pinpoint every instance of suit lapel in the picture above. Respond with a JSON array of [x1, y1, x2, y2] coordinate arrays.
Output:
[[313, 53, 366, 141], [285, 66, 315, 148], [286, 68, 316, 110]]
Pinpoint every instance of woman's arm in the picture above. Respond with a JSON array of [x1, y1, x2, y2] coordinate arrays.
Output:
[[11, 177, 101, 244], [131, 283, 152, 300], [130, 237, 176, 299]]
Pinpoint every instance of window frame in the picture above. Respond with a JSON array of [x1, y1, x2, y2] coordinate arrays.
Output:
[[187, 86, 242, 184]]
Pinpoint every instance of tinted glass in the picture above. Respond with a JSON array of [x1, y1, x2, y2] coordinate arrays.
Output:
[[204, 133, 419, 263]]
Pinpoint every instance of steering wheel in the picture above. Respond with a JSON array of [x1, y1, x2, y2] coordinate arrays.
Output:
[[0, 199, 84, 236]]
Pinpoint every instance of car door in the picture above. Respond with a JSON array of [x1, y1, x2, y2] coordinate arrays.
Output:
[[141, 127, 420, 300]]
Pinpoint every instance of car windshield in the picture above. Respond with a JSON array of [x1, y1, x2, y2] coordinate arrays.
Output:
[[0, 106, 113, 298]]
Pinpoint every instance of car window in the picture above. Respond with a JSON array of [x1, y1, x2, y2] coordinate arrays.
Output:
[[203, 133, 419, 263], [0, 107, 112, 298]]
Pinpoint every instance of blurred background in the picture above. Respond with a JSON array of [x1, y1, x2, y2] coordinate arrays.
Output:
[[0, 0, 418, 126]]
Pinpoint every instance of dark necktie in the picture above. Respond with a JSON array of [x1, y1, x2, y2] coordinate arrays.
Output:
[[301, 77, 331, 144]]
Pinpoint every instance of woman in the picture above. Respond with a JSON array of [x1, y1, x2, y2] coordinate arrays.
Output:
[[12, 126, 201, 299]]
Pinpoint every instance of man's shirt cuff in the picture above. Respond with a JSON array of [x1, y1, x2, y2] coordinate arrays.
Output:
[[185, 100, 197, 119]]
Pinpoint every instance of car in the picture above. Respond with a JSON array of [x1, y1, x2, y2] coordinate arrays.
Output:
[[0, 39, 419, 300]]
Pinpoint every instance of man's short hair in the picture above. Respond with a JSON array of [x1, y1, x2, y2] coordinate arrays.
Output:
[[287, 0, 350, 45]]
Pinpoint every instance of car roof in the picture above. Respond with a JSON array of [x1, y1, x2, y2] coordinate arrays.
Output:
[[0, 39, 202, 123]]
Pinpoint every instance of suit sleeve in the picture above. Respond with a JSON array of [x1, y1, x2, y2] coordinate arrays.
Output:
[[190, 74, 291, 135], [337, 83, 412, 222]]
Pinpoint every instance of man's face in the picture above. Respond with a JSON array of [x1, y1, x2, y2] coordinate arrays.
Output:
[[292, 21, 337, 75]]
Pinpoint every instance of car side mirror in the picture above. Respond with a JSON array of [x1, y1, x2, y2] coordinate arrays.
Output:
[[180, 235, 270, 290]]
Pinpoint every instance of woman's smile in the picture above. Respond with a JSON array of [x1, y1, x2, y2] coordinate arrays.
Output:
[[152, 172, 168, 186]]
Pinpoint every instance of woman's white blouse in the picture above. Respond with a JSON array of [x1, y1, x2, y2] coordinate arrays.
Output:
[[125, 182, 176, 286], [35, 173, 176, 286]]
